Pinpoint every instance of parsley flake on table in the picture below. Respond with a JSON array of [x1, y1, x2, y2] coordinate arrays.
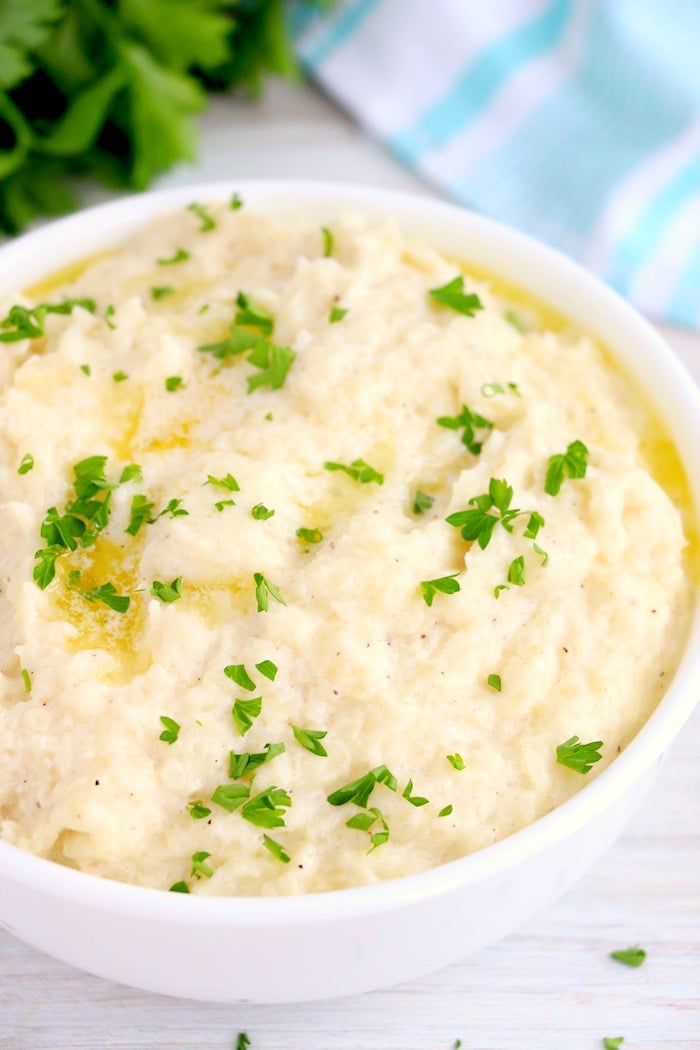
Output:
[[159, 715, 180, 745], [446, 754, 465, 771], [229, 742, 285, 779], [158, 248, 190, 266], [291, 724, 328, 757], [556, 735, 604, 774], [236, 1033, 251, 1050], [151, 577, 183, 603], [428, 276, 483, 316], [241, 786, 291, 829], [232, 697, 263, 736], [327, 765, 397, 807], [324, 458, 384, 485], [21, 669, 31, 693], [186, 801, 211, 820], [251, 503, 274, 520], [211, 783, 250, 812], [263, 834, 291, 864], [17, 453, 34, 474], [165, 375, 183, 392], [603, 1039, 624, 1049], [296, 526, 323, 545], [191, 851, 213, 880], [487, 674, 502, 692], [545, 440, 589, 496], [402, 779, 429, 807], [420, 573, 461, 607], [187, 201, 216, 232], [253, 573, 286, 613], [329, 305, 347, 323], [437, 404, 494, 456], [610, 947, 646, 968], [412, 490, 435, 514]]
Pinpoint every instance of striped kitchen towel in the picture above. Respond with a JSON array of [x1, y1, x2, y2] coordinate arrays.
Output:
[[291, 0, 700, 328]]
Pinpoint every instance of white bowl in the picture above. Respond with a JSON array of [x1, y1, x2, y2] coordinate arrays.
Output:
[[1, 181, 698, 1003]]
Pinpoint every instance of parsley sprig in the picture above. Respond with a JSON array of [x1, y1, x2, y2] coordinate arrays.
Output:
[[324, 459, 384, 485], [428, 276, 483, 316], [556, 735, 604, 774], [445, 477, 544, 550], [420, 573, 461, 607], [436, 404, 494, 456], [545, 440, 589, 496], [0, 299, 96, 343]]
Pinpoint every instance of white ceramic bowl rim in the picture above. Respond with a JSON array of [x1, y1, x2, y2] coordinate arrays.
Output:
[[1, 180, 698, 927]]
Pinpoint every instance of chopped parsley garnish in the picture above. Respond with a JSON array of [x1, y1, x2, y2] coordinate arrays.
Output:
[[402, 779, 429, 807], [229, 742, 285, 779], [610, 947, 646, 968], [345, 806, 390, 853], [603, 1039, 624, 1050], [112, 371, 128, 382], [21, 669, 31, 693], [0, 298, 96, 342], [186, 801, 211, 819], [165, 375, 183, 392], [329, 306, 347, 323], [67, 572, 131, 613], [446, 754, 465, 771], [291, 724, 328, 757], [211, 783, 250, 812], [230, 193, 244, 211], [505, 310, 526, 332], [251, 503, 274, 520], [119, 463, 142, 484], [151, 577, 183, 603], [296, 526, 323, 545], [104, 305, 116, 330], [235, 292, 274, 336], [446, 477, 544, 550], [187, 202, 216, 232], [191, 851, 213, 880], [236, 1036, 251, 1050], [263, 834, 291, 863], [556, 735, 603, 774], [436, 404, 493, 456], [324, 459, 384, 485], [412, 490, 434, 514], [256, 659, 278, 681], [18, 453, 34, 474], [247, 342, 296, 393], [158, 247, 189, 265], [428, 276, 482, 316], [487, 674, 502, 692], [420, 573, 461, 607], [150, 285, 174, 301], [438, 804, 454, 817], [199, 317, 295, 392], [253, 573, 286, 613], [327, 765, 397, 807], [161, 498, 188, 519], [507, 555, 526, 586], [159, 716, 180, 744], [480, 381, 520, 398], [224, 664, 257, 691], [232, 696, 263, 736], [169, 881, 189, 894], [545, 440, 589, 496], [205, 472, 240, 493], [241, 786, 291, 829], [125, 494, 156, 536], [215, 499, 236, 512], [80, 364, 91, 375], [321, 226, 334, 257]]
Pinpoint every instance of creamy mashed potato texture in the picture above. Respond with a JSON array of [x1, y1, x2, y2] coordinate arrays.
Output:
[[0, 201, 692, 895]]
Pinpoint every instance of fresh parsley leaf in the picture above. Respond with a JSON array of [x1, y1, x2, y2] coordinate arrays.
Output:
[[446, 754, 465, 771], [446, 477, 544, 551], [224, 664, 257, 691], [211, 783, 250, 812], [158, 247, 189, 265], [187, 201, 215, 232], [165, 375, 183, 392], [18, 453, 34, 474], [505, 310, 526, 332], [229, 742, 285, 779], [21, 668, 31, 693], [119, 463, 142, 484], [412, 490, 434, 514], [205, 472, 240, 492], [556, 735, 604, 774], [402, 779, 429, 807], [437, 404, 494, 456], [329, 305, 347, 323], [230, 193, 243, 210], [429, 276, 482, 316], [159, 497, 188, 520], [68, 575, 131, 613], [255, 659, 278, 681], [345, 806, 390, 852], [481, 381, 521, 398], [191, 851, 213, 880], [251, 503, 274, 520], [235, 1035, 251, 1050], [263, 834, 290, 863], [327, 765, 397, 808], [321, 226, 333, 257], [507, 555, 526, 586], [232, 696, 263, 736], [246, 341, 296, 392], [545, 440, 589, 496], [241, 786, 291, 829], [603, 1039, 624, 1049], [420, 573, 461, 607], [291, 724, 328, 757], [150, 285, 174, 301], [159, 715, 180, 744], [324, 459, 384, 485], [296, 526, 323, 545], [487, 674, 502, 692], [0, 299, 95, 342], [112, 371, 128, 382], [125, 494, 156, 536], [151, 577, 183, 603], [253, 572, 286, 613], [169, 881, 189, 893], [235, 292, 274, 335], [439, 804, 454, 817], [610, 947, 646, 968], [186, 800, 211, 820], [80, 364, 91, 375]]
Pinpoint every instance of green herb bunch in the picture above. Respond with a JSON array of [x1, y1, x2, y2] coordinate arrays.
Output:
[[0, 0, 327, 233]]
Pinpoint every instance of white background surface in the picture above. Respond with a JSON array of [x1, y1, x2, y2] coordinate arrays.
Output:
[[1, 83, 698, 1050]]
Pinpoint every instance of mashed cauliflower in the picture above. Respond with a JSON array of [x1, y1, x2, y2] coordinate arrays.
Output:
[[0, 200, 692, 894]]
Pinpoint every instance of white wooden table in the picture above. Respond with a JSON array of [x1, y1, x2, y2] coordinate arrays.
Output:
[[1, 83, 698, 1050]]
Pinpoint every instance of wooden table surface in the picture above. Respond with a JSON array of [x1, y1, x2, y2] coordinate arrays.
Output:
[[1, 82, 698, 1050]]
